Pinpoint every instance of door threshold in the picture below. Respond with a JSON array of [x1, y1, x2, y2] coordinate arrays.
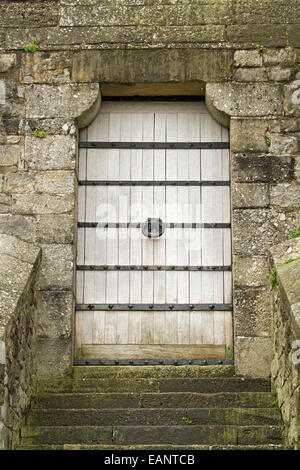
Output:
[[74, 359, 234, 366]]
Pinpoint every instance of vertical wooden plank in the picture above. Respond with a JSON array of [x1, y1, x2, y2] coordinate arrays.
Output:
[[213, 311, 225, 345]]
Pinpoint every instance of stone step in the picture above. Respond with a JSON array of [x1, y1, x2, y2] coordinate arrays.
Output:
[[33, 391, 276, 410], [21, 425, 283, 446], [72, 365, 235, 379], [38, 377, 271, 394], [28, 407, 281, 427], [16, 444, 288, 451]]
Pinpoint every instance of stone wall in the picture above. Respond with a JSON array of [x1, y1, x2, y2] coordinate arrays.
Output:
[[0, 0, 299, 377], [0, 234, 41, 449], [270, 238, 300, 449]]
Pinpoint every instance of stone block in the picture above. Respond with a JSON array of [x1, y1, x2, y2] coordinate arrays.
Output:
[[34, 171, 75, 195], [26, 83, 100, 121], [0, 55, 17, 73], [12, 194, 74, 215], [168, 1, 235, 26], [235, 0, 300, 24], [234, 68, 268, 81], [232, 183, 270, 208], [227, 25, 287, 47], [37, 291, 73, 339], [24, 135, 76, 170], [60, 5, 138, 27], [263, 48, 295, 66], [269, 134, 300, 154], [36, 337, 72, 378], [284, 80, 300, 116], [231, 154, 294, 183], [235, 336, 272, 378], [233, 257, 269, 288], [139, 5, 166, 25], [0, 1, 59, 27], [232, 209, 286, 256], [0, 234, 40, 265], [72, 49, 233, 83], [234, 288, 272, 337], [0, 194, 11, 214], [230, 118, 275, 152], [20, 52, 71, 84], [0, 146, 21, 167], [36, 215, 74, 244], [0, 215, 36, 243], [6, 28, 47, 51], [234, 50, 262, 67], [5, 173, 35, 194], [288, 26, 300, 47], [270, 183, 300, 209], [39, 244, 74, 291], [268, 68, 292, 82], [206, 83, 283, 118]]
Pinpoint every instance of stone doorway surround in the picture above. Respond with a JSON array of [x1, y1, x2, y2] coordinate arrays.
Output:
[[1, 41, 300, 380]]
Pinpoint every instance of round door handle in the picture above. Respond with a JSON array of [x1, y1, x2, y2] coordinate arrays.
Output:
[[141, 218, 164, 238]]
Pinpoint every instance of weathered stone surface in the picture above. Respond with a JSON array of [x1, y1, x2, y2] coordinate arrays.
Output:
[[263, 48, 295, 67], [206, 83, 283, 120], [20, 52, 71, 84], [0, 55, 17, 73], [233, 209, 286, 256], [24, 135, 76, 170], [5, 173, 35, 194], [46, 25, 226, 48], [0, 146, 21, 167], [235, 0, 300, 24], [270, 183, 300, 209], [167, 0, 235, 26], [0, 1, 59, 27], [226, 25, 287, 47], [39, 244, 74, 291], [270, 238, 300, 449], [269, 134, 300, 154], [0, 194, 11, 214], [72, 50, 233, 83], [0, 234, 40, 266], [231, 154, 294, 183], [34, 171, 75, 195], [36, 215, 74, 244], [234, 50, 262, 67], [12, 194, 74, 215], [60, 4, 138, 26], [269, 237, 300, 266], [0, 215, 36, 243], [232, 183, 270, 208], [6, 28, 47, 51], [234, 288, 272, 337], [233, 256, 269, 288], [36, 337, 72, 378], [288, 26, 300, 47], [267, 68, 292, 82], [235, 337, 273, 378], [230, 118, 276, 152], [234, 68, 268, 82], [284, 80, 300, 116], [26, 84, 100, 121], [37, 291, 73, 339]]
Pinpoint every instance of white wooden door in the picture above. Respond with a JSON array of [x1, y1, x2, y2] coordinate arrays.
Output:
[[76, 99, 232, 363]]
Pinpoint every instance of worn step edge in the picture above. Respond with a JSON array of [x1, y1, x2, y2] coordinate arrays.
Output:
[[72, 365, 235, 379], [38, 377, 271, 394], [27, 407, 282, 427], [21, 425, 283, 446], [32, 392, 277, 410]]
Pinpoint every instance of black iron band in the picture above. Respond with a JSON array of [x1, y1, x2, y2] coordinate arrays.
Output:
[[78, 222, 231, 229], [74, 359, 234, 366], [77, 265, 231, 272], [79, 142, 230, 149], [76, 303, 233, 311], [78, 180, 230, 186]]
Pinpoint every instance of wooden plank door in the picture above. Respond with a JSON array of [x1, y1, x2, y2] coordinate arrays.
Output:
[[76, 99, 232, 364]]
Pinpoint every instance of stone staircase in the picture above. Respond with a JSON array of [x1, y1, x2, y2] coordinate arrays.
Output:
[[17, 365, 288, 450]]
